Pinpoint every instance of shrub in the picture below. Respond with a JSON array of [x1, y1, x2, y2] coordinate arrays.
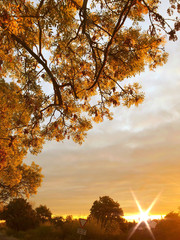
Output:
[[1, 198, 39, 231]]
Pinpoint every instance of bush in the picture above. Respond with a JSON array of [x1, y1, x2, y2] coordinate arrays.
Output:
[[1, 198, 39, 231], [51, 216, 64, 228], [6, 226, 63, 240]]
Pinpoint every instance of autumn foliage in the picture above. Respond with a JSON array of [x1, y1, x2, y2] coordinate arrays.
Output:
[[0, 0, 179, 200], [0, 80, 43, 202]]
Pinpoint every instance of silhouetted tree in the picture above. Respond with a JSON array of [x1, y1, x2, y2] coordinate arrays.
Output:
[[35, 204, 52, 223], [66, 215, 73, 223], [90, 196, 124, 229], [51, 216, 64, 228], [155, 211, 180, 240], [1, 198, 39, 231]]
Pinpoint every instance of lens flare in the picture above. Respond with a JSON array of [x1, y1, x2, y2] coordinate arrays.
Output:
[[128, 191, 161, 240]]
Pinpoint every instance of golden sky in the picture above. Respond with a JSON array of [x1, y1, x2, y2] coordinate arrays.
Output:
[[26, 34, 180, 218]]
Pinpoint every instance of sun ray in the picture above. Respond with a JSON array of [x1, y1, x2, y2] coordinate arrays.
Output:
[[144, 221, 156, 240], [131, 190, 144, 214], [146, 191, 161, 214], [128, 221, 142, 240], [128, 191, 161, 240]]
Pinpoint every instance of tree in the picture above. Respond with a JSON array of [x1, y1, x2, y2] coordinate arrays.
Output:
[[1, 198, 39, 231], [0, 0, 179, 146], [35, 204, 52, 223], [0, 80, 43, 202], [51, 216, 64, 227], [90, 196, 124, 229], [0, 162, 43, 203], [155, 211, 180, 240], [0, 0, 179, 198]]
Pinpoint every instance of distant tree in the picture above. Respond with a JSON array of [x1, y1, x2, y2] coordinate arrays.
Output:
[[66, 215, 73, 223], [1, 198, 39, 231], [165, 211, 180, 221], [51, 216, 64, 228], [35, 204, 52, 223], [90, 196, 124, 229], [155, 211, 180, 240]]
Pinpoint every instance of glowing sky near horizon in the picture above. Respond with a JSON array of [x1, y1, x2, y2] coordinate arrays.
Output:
[[25, 10, 180, 217]]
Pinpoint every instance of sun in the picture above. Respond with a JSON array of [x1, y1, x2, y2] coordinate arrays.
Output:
[[139, 211, 150, 223], [128, 191, 161, 240]]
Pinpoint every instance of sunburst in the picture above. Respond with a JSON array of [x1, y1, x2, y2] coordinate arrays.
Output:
[[128, 191, 161, 240]]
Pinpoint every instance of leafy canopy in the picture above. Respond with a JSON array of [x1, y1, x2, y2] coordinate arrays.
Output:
[[90, 196, 124, 228], [0, 0, 179, 199], [0, 198, 39, 231], [0, 80, 43, 202], [35, 204, 52, 223], [0, 0, 179, 145]]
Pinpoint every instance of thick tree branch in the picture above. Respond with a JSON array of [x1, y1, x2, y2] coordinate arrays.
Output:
[[10, 33, 63, 106], [36, 0, 45, 16], [87, 0, 134, 90], [81, 0, 88, 34], [37, 20, 47, 63]]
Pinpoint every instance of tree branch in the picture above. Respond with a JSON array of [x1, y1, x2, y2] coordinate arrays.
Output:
[[10, 33, 63, 106], [87, 0, 134, 90], [36, 0, 45, 17]]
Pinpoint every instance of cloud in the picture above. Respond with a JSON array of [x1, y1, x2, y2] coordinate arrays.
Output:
[[28, 113, 180, 216], [26, 34, 180, 217]]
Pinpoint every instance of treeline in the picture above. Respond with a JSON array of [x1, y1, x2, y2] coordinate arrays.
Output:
[[0, 196, 180, 240]]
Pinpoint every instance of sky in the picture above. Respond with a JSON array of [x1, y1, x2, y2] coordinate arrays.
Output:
[[26, 11, 180, 219]]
